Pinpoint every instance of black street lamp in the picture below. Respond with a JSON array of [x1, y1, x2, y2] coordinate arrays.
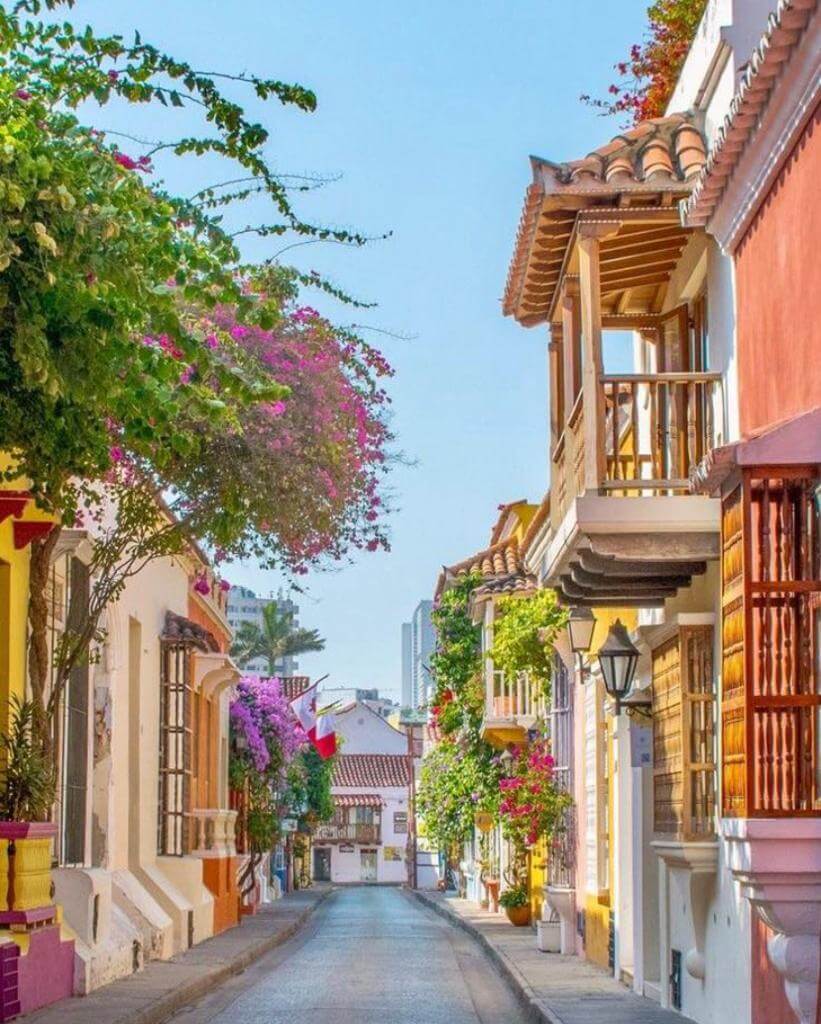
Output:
[[597, 619, 640, 714]]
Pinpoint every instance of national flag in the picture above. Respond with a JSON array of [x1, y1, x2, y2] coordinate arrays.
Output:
[[289, 682, 318, 735], [313, 709, 337, 759]]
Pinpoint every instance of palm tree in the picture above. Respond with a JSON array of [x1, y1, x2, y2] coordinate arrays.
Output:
[[230, 601, 325, 675]]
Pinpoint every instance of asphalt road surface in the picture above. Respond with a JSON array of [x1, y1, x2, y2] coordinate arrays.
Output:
[[169, 886, 529, 1024]]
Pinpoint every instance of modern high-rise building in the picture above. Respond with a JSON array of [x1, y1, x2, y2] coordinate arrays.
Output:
[[227, 585, 300, 676], [400, 600, 435, 709], [401, 622, 413, 708]]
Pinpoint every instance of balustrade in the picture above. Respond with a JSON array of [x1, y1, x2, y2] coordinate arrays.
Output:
[[551, 372, 723, 522], [485, 669, 545, 722], [313, 823, 381, 844]]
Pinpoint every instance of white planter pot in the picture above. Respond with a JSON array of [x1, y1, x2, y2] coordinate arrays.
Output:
[[536, 919, 561, 953]]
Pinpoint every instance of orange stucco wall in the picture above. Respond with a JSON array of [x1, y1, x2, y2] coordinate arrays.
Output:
[[735, 104, 821, 436], [202, 856, 239, 935]]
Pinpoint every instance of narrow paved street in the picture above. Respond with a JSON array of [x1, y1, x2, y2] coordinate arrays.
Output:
[[169, 887, 528, 1024]]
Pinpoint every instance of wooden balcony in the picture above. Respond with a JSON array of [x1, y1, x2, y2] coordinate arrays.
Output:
[[481, 669, 546, 747], [546, 368, 722, 606], [313, 823, 381, 844]]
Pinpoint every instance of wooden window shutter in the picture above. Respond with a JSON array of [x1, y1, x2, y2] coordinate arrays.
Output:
[[653, 625, 716, 840]]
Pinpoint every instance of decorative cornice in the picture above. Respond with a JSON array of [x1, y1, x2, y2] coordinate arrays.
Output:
[[684, 0, 819, 248]]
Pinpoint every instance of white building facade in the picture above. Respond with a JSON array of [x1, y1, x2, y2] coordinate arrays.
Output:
[[313, 753, 411, 885]]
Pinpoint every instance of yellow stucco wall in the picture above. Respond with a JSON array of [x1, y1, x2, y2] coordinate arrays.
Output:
[[581, 607, 635, 970], [0, 514, 32, 729], [529, 838, 547, 921], [0, 476, 57, 732], [585, 892, 612, 969]]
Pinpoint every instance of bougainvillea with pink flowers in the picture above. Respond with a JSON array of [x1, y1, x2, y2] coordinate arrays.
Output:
[[582, 0, 707, 124], [229, 676, 307, 886], [176, 289, 393, 573], [498, 740, 571, 852], [230, 675, 307, 781]]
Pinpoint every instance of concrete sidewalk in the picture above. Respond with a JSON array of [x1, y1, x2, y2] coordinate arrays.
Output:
[[411, 890, 693, 1024], [26, 887, 332, 1024]]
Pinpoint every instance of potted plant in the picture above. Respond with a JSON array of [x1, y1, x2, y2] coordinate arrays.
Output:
[[0, 698, 58, 927], [499, 883, 531, 926]]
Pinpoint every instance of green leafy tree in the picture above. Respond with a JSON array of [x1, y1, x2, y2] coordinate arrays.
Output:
[[490, 589, 567, 701], [0, 2, 393, 763], [419, 574, 502, 855], [231, 601, 325, 675], [416, 739, 500, 852]]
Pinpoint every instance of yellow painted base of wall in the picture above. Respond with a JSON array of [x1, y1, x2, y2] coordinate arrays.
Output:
[[584, 893, 611, 969]]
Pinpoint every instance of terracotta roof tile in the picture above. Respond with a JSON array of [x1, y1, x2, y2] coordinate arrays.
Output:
[[333, 754, 410, 789], [503, 112, 705, 324], [684, 0, 817, 228], [162, 611, 219, 652], [435, 535, 536, 600], [333, 793, 385, 808], [280, 676, 311, 700]]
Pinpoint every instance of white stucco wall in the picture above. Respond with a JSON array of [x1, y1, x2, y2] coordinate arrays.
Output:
[[334, 702, 408, 755], [323, 787, 409, 884]]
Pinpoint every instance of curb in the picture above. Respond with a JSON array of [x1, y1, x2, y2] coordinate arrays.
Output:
[[408, 889, 565, 1024], [35, 887, 334, 1024], [131, 887, 335, 1024]]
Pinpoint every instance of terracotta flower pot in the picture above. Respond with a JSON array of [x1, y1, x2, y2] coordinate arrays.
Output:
[[504, 904, 531, 927]]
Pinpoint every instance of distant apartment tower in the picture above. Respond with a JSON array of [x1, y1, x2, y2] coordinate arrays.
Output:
[[401, 623, 413, 708], [401, 600, 435, 708], [227, 585, 299, 676]]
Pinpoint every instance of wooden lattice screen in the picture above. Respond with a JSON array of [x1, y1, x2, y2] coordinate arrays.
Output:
[[652, 626, 715, 839], [721, 469, 820, 816]]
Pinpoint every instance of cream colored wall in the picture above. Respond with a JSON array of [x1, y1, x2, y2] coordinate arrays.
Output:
[[95, 552, 215, 952]]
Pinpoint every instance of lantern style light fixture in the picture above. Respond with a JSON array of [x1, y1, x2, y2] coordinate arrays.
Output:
[[597, 619, 640, 714], [566, 606, 596, 655], [499, 748, 515, 776]]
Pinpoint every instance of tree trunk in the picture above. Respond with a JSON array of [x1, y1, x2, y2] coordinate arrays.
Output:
[[27, 525, 60, 772]]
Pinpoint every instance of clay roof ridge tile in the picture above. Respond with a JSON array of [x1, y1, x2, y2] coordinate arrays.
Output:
[[684, 0, 815, 226]]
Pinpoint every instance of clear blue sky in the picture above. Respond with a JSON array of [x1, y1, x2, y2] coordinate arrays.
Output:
[[78, 0, 647, 698]]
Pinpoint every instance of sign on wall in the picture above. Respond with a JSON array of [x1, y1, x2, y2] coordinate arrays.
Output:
[[339, 843, 355, 852], [383, 846, 404, 861]]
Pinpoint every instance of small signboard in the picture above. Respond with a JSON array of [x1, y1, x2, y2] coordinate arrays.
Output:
[[630, 719, 653, 768], [339, 843, 354, 853], [383, 846, 404, 861]]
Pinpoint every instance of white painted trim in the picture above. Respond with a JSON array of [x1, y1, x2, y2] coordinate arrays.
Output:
[[706, 10, 821, 251]]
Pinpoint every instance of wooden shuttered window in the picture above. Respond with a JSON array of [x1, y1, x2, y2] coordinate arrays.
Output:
[[158, 641, 193, 856], [652, 626, 716, 840], [721, 470, 820, 817]]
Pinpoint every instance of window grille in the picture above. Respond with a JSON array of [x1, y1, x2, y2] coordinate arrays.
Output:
[[58, 556, 91, 867], [548, 654, 575, 887], [158, 641, 192, 855]]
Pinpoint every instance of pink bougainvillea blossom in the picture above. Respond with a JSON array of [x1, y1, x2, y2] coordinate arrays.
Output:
[[193, 575, 211, 596]]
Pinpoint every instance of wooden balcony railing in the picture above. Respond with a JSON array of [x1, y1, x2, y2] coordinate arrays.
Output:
[[485, 669, 546, 722], [551, 372, 723, 524], [601, 372, 722, 493], [313, 823, 381, 844]]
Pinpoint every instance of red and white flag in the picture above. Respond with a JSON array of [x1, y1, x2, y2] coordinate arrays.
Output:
[[313, 709, 337, 760], [289, 683, 318, 735]]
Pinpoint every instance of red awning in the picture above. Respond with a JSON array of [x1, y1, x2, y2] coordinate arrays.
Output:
[[333, 794, 385, 809]]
